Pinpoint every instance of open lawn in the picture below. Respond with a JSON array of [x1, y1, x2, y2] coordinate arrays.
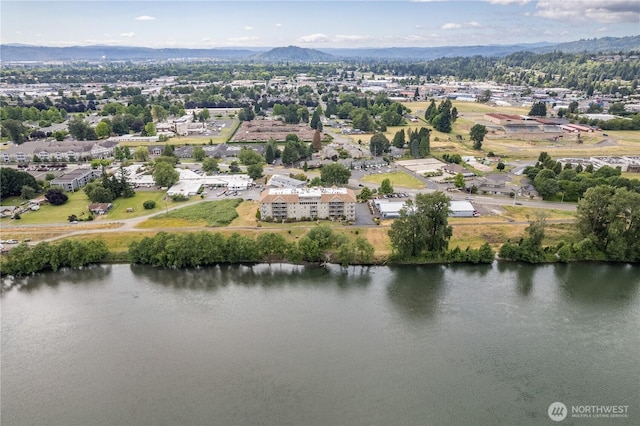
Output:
[[1, 191, 94, 225], [99, 191, 169, 220], [136, 198, 242, 228], [360, 171, 425, 189]]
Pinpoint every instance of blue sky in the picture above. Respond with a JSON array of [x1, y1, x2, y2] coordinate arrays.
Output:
[[2, 1, 638, 48]]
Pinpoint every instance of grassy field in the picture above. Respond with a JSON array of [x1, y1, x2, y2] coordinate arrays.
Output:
[[0, 223, 123, 243], [360, 171, 425, 189], [136, 198, 242, 228], [98, 191, 170, 220], [0, 190, 186, 225], [374, 101, 640, 160], [1, 191, 94, 225]]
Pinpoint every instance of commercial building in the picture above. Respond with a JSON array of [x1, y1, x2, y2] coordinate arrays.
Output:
[[450, 200, 476, 217], [260, 187, 356, 222], [50, 168, 98, 192], [267, 174, 306, 188]]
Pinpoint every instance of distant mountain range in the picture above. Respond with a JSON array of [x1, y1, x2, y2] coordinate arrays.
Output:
[[2, 35, 639, 62]]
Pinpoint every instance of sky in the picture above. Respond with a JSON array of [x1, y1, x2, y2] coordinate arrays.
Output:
[[1, 0, 639, 49]]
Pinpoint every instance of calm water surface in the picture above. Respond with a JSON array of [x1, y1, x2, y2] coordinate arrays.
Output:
[[1, 263, 639, 425]]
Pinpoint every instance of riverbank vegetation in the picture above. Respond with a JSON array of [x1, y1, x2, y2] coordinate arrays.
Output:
[[128, 227, 375, 269], [1, 240, 108, 276], [500, 185, 640, 263]]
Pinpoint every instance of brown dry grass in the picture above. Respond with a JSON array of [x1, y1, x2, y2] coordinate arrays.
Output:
[[230, 201, 260, 226], [1, 223, 123, 242]]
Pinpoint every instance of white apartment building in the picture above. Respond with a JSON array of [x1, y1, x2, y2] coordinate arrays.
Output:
[[260, 187, 356, 222]]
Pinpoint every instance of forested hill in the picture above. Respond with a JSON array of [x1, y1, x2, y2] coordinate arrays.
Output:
[[254, 46, 335, 62], [2, 35, 639, 62], [0, 45, 259, 62]]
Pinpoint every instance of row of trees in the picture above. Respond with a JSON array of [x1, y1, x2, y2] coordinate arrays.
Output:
[[128, 228, 375, 268], [525, 152, 640, 200], [424, 99, 457, 133], [373, 127, 431, 158], [1, 240, 109, 276]]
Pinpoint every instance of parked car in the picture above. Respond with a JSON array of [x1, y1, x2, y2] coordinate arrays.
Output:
[[5, 239, 19, 244]]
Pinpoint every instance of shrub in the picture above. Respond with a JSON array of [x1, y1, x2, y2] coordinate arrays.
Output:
[[170, 194, 189, 202], [143, 200, 156, 210]]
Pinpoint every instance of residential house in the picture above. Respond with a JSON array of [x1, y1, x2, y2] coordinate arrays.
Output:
[[88, 203, 113, 215]]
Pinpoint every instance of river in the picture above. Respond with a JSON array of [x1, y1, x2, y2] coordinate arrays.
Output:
[[1, 263, 638, 425]]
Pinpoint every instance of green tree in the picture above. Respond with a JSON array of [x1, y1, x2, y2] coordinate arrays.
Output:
[[388, 191, 452, 258], [379, 178, 394, 195], [247, 163, 264, 180], [238, 147, 263, 165], [153, 162, 179, 187], [95, 121, 111, 139], [257, 232, 291, 263], [392, 129, 406, 149], [20, 185, 36, 200], [2, 119, 29, 143], [358, 186, 373, 201], [85, 184, 115, 203], [133, 146, 149, 162], [44, 188, 68, 205], [198, 108, 210, 122], [528, 102, 547, 117], [193, 146, 206, 162], [202, 157, 219, 174], [497, 161, 505, 171], [151, 105, 168, 122], [67, 115, 94, 140], [454, 173, 465, 189], [144, 122, 156, 136], [369, 132, 390, 156], [143, 200, 156, 209], [424, 100, 437, 122], [310, 108, 322, 130], [320, 163, 351, 185], [576, 186, 640, 261], [281, 142, 300, 166], [418, 134, 430, 157], [478, 90, 492, 103], [469, 124, 488, 150], [265, 143, 276, 164], [229, 161, 241, 173]]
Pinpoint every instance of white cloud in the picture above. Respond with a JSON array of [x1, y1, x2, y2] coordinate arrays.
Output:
[[486, 0, 531, 5], [297, 33, 329, 43], [415, 24, 423, 29], [467, 21, 483, 27], [275, 23, 282, 27], [120, 32, 136, 38], [226, 36, 259, 43], [135, 15, 155, 21], [441, 23, 462, 30], [596, 26, 608, 32], [244, 26, 253, 31], [333, 34, 373, 42], [535, 1, 640, 23]]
